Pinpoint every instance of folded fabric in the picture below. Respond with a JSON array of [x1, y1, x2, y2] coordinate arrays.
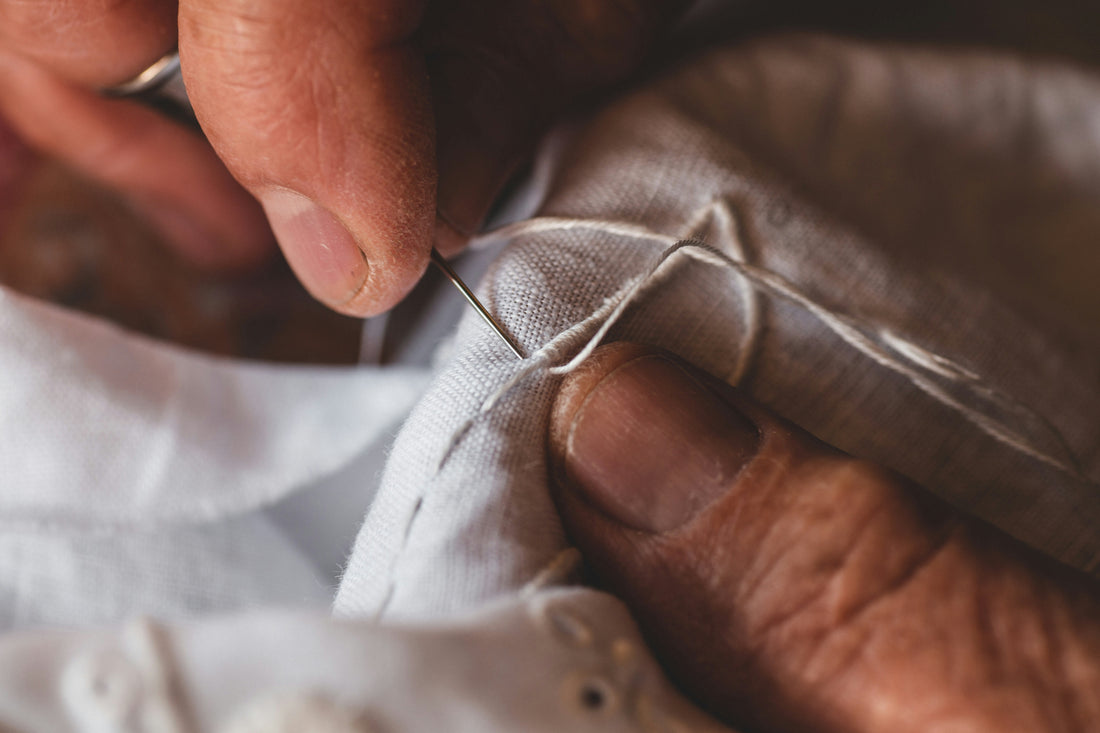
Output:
[[0, 585, 728, 732], [336, 35, 1100, 625], [1, 32, 1098, 731], [0, 286, 429, 626]]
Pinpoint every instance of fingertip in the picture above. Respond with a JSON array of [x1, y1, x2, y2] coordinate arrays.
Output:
[[258, 189, 370, 305], [549, 344, 1100, 733], [179, 0, 436, 315], [258, 187, 429, 317], [548, 342, 658, 474], [256, 184, 432, 316], [552, 343, 761, 535], [332, 237, 431, 318]]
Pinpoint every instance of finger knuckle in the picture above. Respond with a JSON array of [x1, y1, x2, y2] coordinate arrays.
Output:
[[738, 454, 956, 670], [2, 0, 142, 48]]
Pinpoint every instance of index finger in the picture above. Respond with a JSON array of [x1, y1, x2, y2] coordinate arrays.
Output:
[[179, 0, 435, 316]]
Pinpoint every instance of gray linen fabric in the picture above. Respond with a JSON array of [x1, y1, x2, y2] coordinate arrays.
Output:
[[336, 34, 1100, 621], [0, 33, 1097, 731]]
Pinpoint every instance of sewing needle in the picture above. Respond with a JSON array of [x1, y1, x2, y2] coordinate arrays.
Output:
[[430, 248, 525, 359]]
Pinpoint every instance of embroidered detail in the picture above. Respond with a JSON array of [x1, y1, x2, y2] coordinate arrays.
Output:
[[527, 591, 698, 731], [219, 693, 376, 733], [561, 672, 620, 717], [61, 619, 189, 733]]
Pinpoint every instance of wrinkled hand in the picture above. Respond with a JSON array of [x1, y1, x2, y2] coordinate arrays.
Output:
[[0, 1, 685, 314], [549, 342, 1100, 732]]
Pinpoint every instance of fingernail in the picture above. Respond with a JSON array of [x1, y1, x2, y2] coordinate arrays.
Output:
[[560, 355, 759, 533], [259, 189, 368, 306]]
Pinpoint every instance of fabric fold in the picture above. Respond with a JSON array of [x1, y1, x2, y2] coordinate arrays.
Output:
[[337, 35, 1100, 622], [0, 286, 429, 529]]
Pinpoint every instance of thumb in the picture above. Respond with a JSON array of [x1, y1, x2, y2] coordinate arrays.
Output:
[[178, 0, 434, 316], [549, 342, 1100, 733]]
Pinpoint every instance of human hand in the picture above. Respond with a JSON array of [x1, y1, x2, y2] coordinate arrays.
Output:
[[549, 342, 1100, 732], [0, 1, 686, 315]]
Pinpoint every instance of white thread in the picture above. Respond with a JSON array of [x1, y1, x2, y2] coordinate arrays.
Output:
[[475, 217, 681, 249], [433, 286, 641, 473], [680, 199, 761, 385], [471, 199, 761, 385], [378, 203, 1090, 619], [880, 328, 1081, 471], [681, 243, 1084, 477], [437, 200, 762, 471], [548, 243, 706, 376], [468, 212, 1086, 479], [880, 330, 982, 381], [433, 284, 651, 473]]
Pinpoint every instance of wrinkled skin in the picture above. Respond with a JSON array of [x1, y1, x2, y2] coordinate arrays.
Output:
[[0, 0, 685, 313], [4, 3, 1099, 728], [550, 342, 1100, 733]]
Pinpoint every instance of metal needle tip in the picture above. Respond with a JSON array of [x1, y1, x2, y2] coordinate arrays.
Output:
[[430, 248, 524, 359]]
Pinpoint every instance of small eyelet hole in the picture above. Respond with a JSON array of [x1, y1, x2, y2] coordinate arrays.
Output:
[[577, 677, 616, 715], [581, 683, 607, 711]]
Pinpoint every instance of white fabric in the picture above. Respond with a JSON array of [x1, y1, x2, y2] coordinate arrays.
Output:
[[0, 586, 728, 732], [0, 32, 1098, 731], [336, 35, 1100, 621], [0, 288, 427, 527], [0, 286, 429, 625]]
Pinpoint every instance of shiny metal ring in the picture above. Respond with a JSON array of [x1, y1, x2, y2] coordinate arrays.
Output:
[[102, 50, 194, 123], [104, 51, 181, 96]]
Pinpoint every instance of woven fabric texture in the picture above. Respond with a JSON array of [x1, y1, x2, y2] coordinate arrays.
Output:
[[336, 35, 1100, 620]]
